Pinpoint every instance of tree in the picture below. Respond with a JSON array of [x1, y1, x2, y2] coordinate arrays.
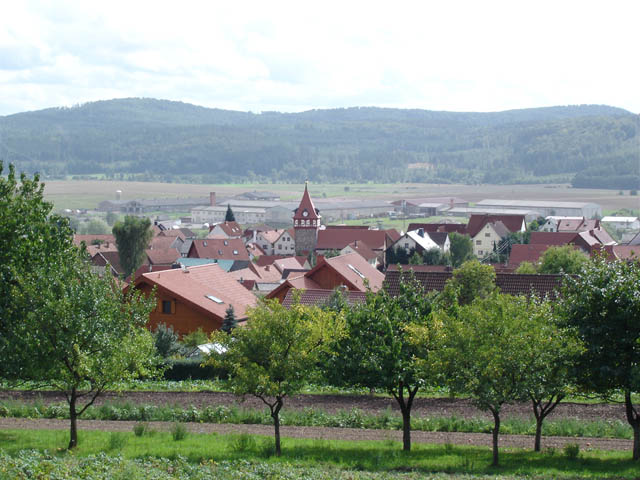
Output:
[[441, 259, 496, 306], [221, 305, 237, 334], [326, 277, 438, 451], [538, 245, 588, 274], [7, 250, 158, 449], [112, 216, 153, 278], [560, 257, 640, 460], [105, 211, 119, 226], [408, 250, 423, 265], [447, 232, 474, 267], [423, 248, 445, 266], [435, 293, 534, 466], [209, 299, 342, 456], [515, 261, 538, 274], [0, 162, 77, 378], [181, 328, 209, 349], [153, 323, 182, 358], [80, 217, 110, 235], [225, 204, 235, 222], [519, 296, 583, 451]]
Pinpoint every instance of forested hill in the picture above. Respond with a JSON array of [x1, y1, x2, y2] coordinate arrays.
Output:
[[0, 98, 637, 188]]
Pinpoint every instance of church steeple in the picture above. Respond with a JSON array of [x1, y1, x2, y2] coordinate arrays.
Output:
[[293, 181, 320, 226], [293, 181, 320, 256]]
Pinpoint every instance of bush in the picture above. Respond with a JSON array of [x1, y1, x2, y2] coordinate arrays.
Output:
[[133, 422, 150, 437], [228, 433, 256, 453], [563, 443, 580, 459], [107, 432, 128, 450], [162, 358, 228, 381], [171, 422, 188, 441]]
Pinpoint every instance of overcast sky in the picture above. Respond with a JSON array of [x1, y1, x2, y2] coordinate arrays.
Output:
[[1, 0, 639, 116]]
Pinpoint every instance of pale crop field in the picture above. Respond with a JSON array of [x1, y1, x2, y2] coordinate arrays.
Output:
[[43, 179, 639, 213]]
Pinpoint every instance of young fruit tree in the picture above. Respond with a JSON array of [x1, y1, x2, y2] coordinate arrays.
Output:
[[208, 299, 343, 456], [435, 292, 535, 466], [561, 256, 640, 460], [13, 254, 159, 449], [0, 164, 160, 449], [516, 295, 583, 451], [325, 275, 438, 451]]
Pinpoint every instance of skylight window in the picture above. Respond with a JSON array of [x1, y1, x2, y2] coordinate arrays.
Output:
[[205, 295, 224, 304], [347, 264, 365, 279]]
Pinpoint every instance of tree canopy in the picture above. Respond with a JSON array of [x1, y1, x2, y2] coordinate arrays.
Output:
[[1, 99, 636, 188], [112, 216, 153, 278], [561, 256, 640, 460], [326, 277, 438, 451], [209, 299, 344, 456]]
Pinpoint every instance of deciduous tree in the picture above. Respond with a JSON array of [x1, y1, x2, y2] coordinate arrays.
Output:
[[447, 232, 474, 267], [326, 276, 438, 451], [435, 293, 533, 466], [561, 256, 640, 460], [538, 245, 588, 274], [209, 299, 343, 456]]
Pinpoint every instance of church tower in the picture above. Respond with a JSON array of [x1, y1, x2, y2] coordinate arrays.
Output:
[[293, 181, 320, 256]]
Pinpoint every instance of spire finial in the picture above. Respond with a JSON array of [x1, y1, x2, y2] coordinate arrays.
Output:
[[305, 180, 308, 190]]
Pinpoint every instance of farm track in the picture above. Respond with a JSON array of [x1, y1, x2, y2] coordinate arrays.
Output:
[[0, 390, 628, 422], [0, 417, 632, 452]]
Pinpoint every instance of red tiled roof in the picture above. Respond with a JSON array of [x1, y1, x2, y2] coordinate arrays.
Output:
[[282, 289, 368, 308], [209, 221, 242, 237], [557, 218, 599, 232], [467, 214, 525, 238], [91, 250, 124, 276], [530, 232, 579, 246], [407, 223, 467, 234], [384, 267, 564, 299], [273, 257, 309, 273], [246, 243, 266, 257], [603, 245, 640, 261], [136, 264, 257, 320], [384, 229, 402, 244], [150, 236, 178, 250], [146, 247, 181, 265], [343, 241, 378, 261], [316, 228, 389, 251], [508, 244, 551, 268], [188, 238, 250, 261], [293, 182, 320, 221], [159, 229, 186, 240], [259, 229, 286, 245], [320, 252, 385, 292]]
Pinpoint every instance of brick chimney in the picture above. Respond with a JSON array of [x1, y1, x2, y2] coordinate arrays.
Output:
[[210, 192, 216, 206]]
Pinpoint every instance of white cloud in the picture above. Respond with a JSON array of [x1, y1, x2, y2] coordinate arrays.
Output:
[[0, 0, 638, 115]]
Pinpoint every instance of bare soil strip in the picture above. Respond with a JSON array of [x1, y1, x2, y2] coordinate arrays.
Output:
[[0, 390, 627, 422], [0, 417, 632, 452]]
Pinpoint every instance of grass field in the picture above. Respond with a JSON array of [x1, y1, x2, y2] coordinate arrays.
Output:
[[0, 428, 638, 478], [42, 179, 640, 212]]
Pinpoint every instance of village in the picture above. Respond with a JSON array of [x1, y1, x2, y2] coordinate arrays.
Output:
[[69, 183, 640, 336]]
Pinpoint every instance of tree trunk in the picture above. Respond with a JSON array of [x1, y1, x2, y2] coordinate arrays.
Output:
[[491, 408, 500, 467], [68, 388, 78, 449], [534, 417, 543, 452], [402, 408, 411, 452], [271, 397, 283, 457], [392, 382, 418, 452], [624, 390, 640, 461]]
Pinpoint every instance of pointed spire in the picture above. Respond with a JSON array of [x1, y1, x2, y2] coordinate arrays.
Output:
[[293, 181, 320, 222]]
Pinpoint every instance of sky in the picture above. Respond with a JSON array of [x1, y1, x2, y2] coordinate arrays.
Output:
[[1, 0, 639, 116]]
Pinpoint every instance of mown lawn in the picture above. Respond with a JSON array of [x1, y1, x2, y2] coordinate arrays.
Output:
[[1, 428, 638, 479]]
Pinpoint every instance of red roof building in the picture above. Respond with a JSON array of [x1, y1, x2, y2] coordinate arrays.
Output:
[[187, 238, 250, 261], [466, 214, 526, 238], [207, 221, 243, 239], [267, 252, 385, 304], [133, 264, 258, 336]]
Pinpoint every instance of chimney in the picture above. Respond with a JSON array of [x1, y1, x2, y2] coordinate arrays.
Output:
[[418, 228, 424, 238], [210, 192, 216, 206]]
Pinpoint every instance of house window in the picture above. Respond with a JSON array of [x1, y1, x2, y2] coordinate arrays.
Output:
[[478, 250, 484, 255], [162, 300, 173, 314], [485, 233, 491, 237], [404, 243, 409, 248], [476, 240, 482, 245]]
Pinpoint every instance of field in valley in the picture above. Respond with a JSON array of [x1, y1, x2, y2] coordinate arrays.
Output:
[[43, 179, 639, 213]]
